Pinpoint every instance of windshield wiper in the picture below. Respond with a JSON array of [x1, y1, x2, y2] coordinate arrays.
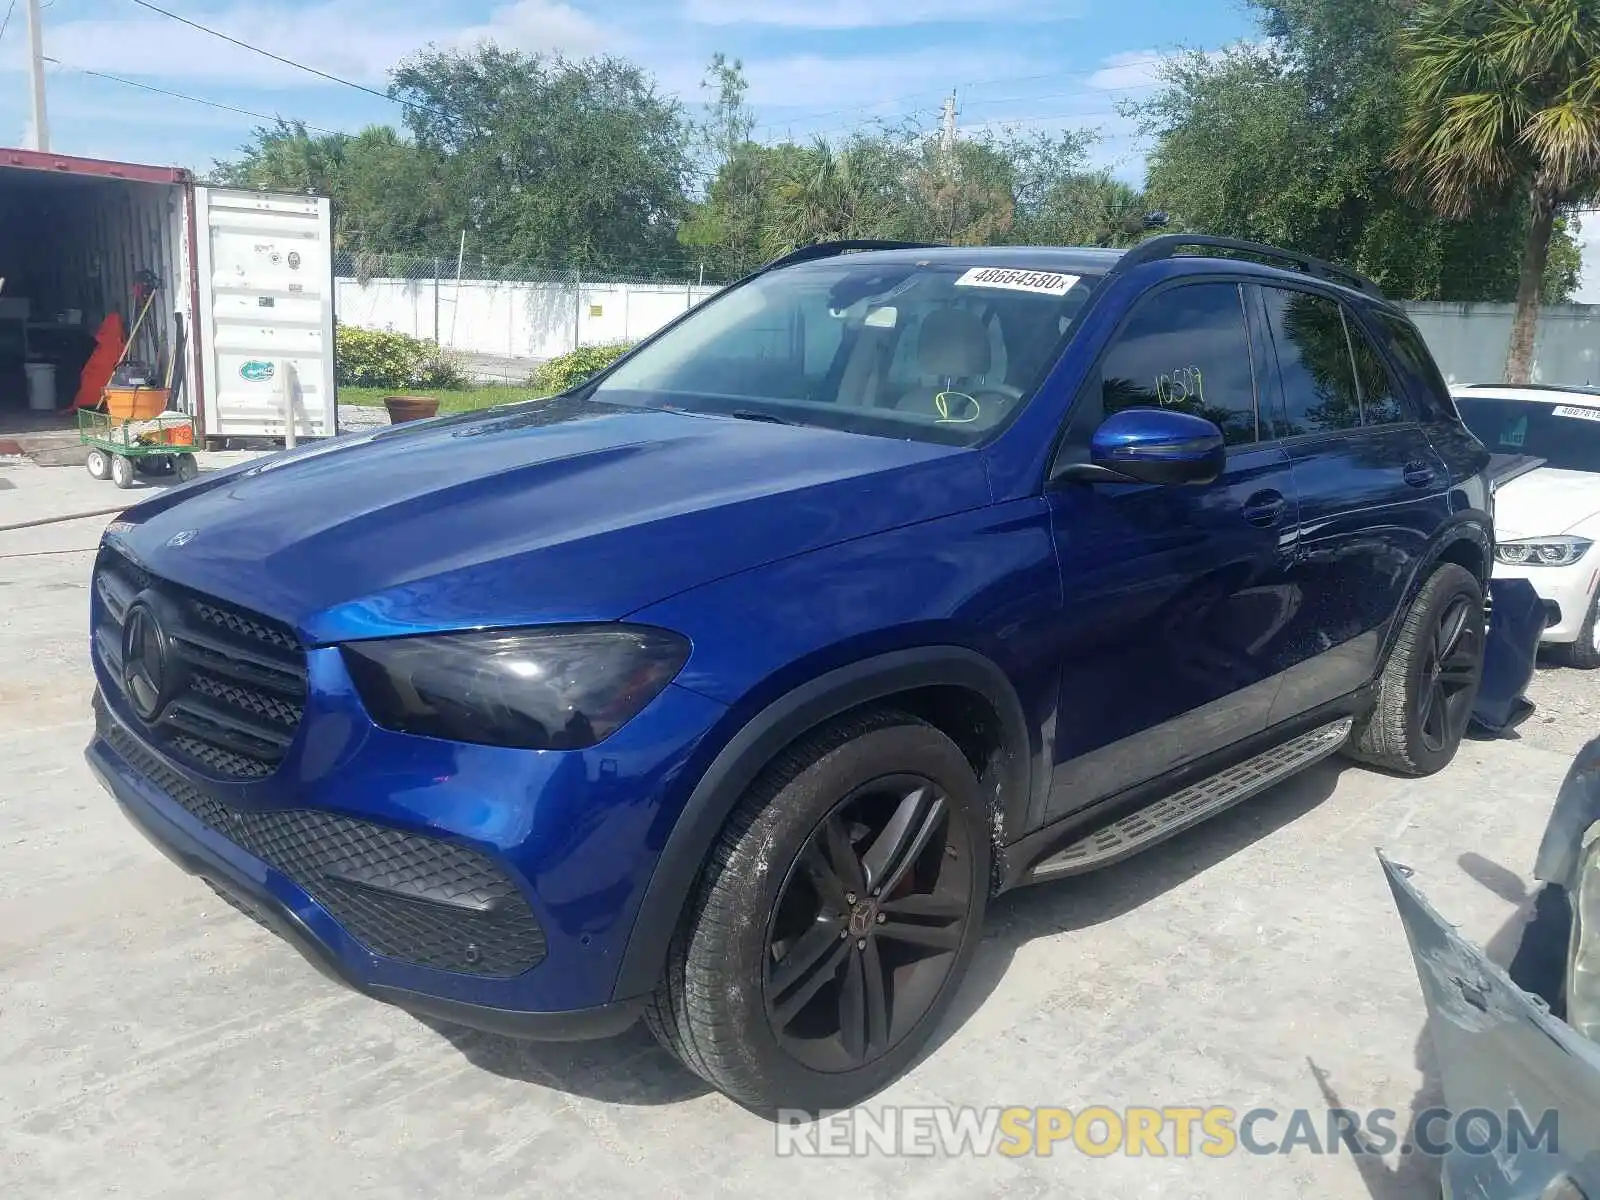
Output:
[[727, 409, 797, 426]]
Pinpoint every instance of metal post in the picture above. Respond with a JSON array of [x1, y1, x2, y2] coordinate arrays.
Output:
[[573, 267, 582, 352], [432, 257, 441, 343], [24, 0, 49, 151]]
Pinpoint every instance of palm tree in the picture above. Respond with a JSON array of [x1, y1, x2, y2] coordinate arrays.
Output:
[[1392, 0, 1600, 382]]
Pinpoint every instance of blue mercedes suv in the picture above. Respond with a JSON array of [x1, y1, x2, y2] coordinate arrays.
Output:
[[87, 236, 1496, 1112]]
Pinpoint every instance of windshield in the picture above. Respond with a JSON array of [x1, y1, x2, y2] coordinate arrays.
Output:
[[588, 258, 1099, 446], [1455, 396, 1600, 474]]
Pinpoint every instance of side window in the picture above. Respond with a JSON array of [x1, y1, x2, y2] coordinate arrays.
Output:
[[1262, 286, 1362, 435], [1345, 318, 1407, 426], [1096, 282, 1260, 446], [1369, 309, 1453, 422]]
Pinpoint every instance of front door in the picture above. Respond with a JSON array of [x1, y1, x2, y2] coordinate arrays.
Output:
[[1043, 279, 1305, 820], [1254, 285, 1452, 721]]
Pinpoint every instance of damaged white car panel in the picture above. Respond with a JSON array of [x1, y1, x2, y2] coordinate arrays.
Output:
[[1384, 735, 1600, 1200]]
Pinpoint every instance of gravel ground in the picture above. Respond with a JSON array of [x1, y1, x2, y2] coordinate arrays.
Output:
[[1520, 659, 1600, 758]]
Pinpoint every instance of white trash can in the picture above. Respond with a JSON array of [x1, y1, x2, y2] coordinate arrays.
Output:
[[24, 361, 56, 412]]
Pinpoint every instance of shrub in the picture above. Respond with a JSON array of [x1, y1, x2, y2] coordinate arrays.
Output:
[[336, 324, 471, 390], [336, 325, 425, 388], [414, 347, 471, 389], [532, 342, 634, 394]]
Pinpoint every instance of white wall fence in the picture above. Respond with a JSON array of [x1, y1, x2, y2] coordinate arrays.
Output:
[[334, 274, 1600, 389], [335, 275, 721, 362], [1400, 301, 1600, 388]]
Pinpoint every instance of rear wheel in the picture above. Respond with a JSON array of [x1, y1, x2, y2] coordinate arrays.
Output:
[[1345, 563, 1485, 776], [1553, 589, 1600, 670], [174, 453, 199, 483], [646, 710, 990, 1113]]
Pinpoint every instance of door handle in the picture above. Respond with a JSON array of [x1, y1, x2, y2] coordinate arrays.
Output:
[[1403, 460, 1436, 488], [1241, 489, 1287, 528]]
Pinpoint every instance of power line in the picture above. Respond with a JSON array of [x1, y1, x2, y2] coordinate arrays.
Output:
[[0, 0, 16, 42], [43, 57, 344, 136], [123, 0, 443, 118]]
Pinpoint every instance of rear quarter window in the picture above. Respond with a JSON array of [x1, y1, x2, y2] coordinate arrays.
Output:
[[1366, 309, 1456, 424]]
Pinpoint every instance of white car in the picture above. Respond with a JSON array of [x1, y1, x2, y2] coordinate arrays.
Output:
[[1452, 384, 1600, 668]]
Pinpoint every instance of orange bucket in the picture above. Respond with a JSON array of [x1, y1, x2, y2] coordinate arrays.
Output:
[[103, 387, 170, 420]]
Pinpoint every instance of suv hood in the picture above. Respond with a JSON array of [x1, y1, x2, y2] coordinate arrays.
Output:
[[1493, 465, 1600, 540], [110, 396, 987, 644]]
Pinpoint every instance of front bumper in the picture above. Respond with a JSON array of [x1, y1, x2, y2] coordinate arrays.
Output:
[[88, 658, 728, 1036], [1492, 555, 1599, 644], [91, 734, 646, 1039]]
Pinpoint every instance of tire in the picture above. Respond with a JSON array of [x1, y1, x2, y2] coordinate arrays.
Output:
[[174, 453, 199, 483], [85, 448, 110, 480], [1552, 588, 1600, 670], [1344, 562, 1486, 776], [645, 709, 991, 1114], [110, 454, 137, 490]]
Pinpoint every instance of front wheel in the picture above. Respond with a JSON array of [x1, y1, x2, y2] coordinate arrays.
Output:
[[1553, 588, 1600, 670], [110, 454, 137, 490], [646, 710, 990, 1113], [1345, 562, 1485, 776], [85, 448, 110, 480]]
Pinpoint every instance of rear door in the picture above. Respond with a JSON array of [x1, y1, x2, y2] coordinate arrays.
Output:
[[1257, 284, 1452, 720], [1043, 279, 1306, 817], [194, 187, 337, 441]]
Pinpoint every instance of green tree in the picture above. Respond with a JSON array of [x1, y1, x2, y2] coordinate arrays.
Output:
[[390, 46, 692, 272], [1139, 0, 1584, 305], [1392, 0, 1600, 382]]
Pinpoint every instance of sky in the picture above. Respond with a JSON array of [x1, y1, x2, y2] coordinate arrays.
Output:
[[1, 0, 1597, 298]]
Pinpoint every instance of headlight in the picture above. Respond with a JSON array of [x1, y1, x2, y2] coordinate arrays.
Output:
[[1495, 536, 1593, 567], [341, 625, 690, 750]]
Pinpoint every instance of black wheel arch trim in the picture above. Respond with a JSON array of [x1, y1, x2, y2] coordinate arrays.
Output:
[[611, 645, 1036, 1002], [1380, 515, 1492, 664]]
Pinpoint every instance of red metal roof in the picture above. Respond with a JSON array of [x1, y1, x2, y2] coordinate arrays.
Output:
[[0, 147, 189, 185]]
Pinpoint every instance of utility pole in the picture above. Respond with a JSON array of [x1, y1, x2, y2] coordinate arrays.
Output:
[[939, 89, 959, 156], [23, 0, 49, 151]]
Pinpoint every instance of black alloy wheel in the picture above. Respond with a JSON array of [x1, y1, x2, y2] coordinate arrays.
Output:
[[763, 775, 973, 1074], [1417, 593, 1484, 754]]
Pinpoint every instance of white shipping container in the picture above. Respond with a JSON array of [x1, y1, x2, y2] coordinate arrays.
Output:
[[0, 147, 337, 443]]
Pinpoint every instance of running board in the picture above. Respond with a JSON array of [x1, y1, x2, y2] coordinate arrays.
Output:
[[1022, 716, 1354, 883]]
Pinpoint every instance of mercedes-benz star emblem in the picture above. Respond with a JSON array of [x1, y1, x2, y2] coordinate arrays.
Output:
[[122, 602, 172, 722]]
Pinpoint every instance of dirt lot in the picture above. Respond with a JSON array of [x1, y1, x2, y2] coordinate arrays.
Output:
[[1, 452, 1592, 1199]]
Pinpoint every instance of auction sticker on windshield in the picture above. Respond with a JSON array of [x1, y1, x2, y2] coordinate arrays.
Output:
[[1553, 404, 1600, 422], [955, 267, 1080, 296]]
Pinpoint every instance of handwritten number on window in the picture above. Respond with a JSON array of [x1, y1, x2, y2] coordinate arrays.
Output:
[[1154, 366, 1204, 408]]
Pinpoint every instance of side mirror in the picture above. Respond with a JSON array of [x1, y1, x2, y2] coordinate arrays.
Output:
[[1055, 408, 1227, 486]]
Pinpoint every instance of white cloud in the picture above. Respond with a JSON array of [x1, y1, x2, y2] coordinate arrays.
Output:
[[18, 0, 611, 90], [685, 0, 1079, 29], [1085, 49, 1170, 91]]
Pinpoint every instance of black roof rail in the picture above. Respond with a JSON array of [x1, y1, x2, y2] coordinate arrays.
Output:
[[1111, 234, 1385, 299], [759, 240, 945, 272]]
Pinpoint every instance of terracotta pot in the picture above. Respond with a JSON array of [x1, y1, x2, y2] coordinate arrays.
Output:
[[383, 394, 441, 424]]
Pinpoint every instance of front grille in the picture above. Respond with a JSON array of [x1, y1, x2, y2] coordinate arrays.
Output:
[[101, 705, 548, 978], [93, 546, 305, 781]]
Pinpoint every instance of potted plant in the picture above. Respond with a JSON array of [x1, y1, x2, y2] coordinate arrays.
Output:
[[383, 395, 441, 424]]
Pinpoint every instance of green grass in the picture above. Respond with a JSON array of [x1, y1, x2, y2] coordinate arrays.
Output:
[[338, 385, 547, 414]]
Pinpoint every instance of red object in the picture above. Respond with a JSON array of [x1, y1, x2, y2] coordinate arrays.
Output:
[[73, 312, 126, 411], [0, 147, 189, 186]]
